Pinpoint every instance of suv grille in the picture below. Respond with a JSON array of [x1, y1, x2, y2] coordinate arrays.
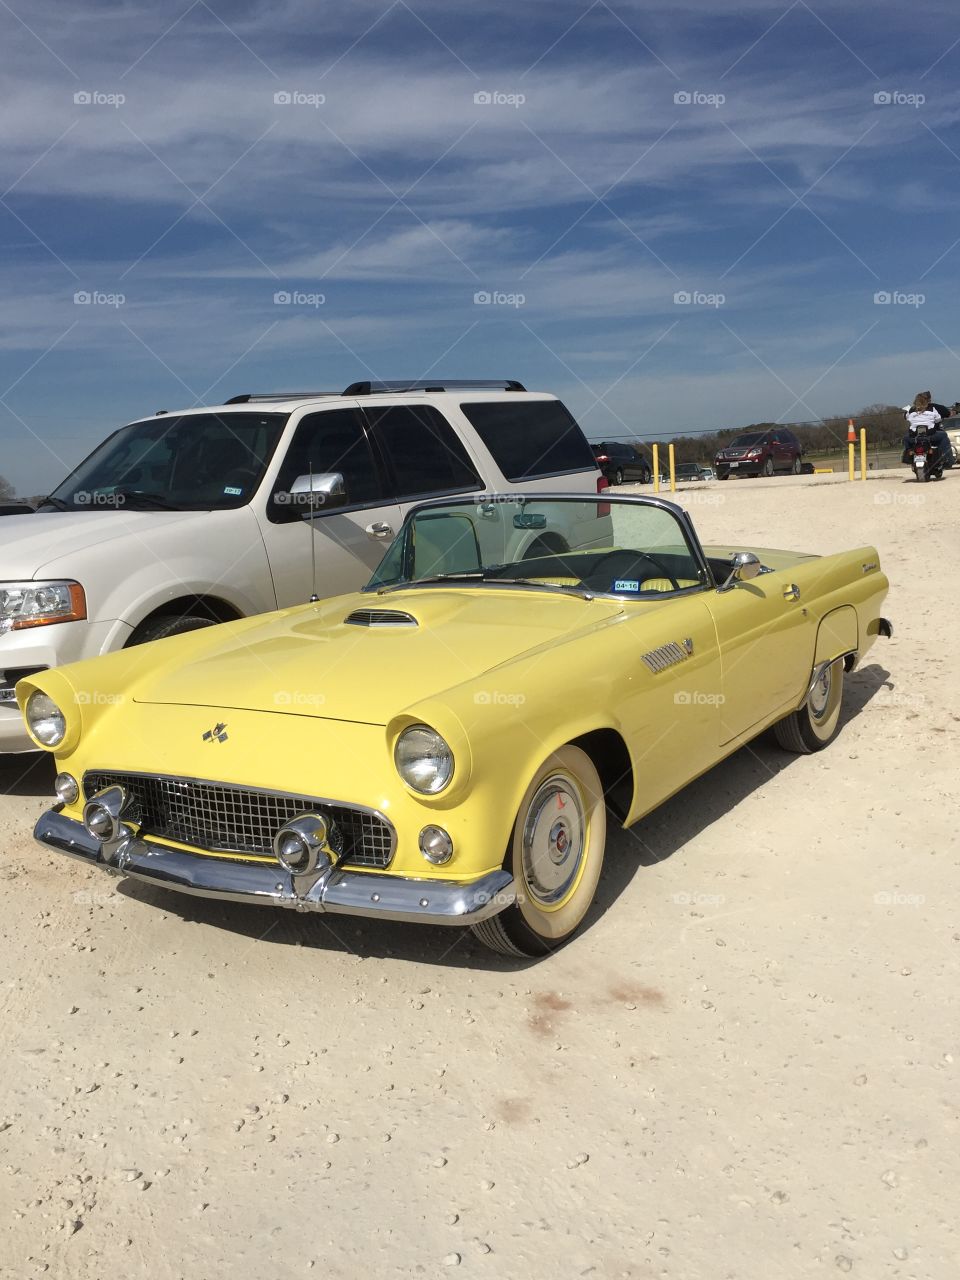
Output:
[[82, 771, 395, 869]]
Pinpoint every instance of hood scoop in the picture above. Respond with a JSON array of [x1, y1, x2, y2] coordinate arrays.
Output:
[[344, 607, 419, 629]]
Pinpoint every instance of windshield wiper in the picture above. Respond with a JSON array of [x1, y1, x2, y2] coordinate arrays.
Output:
[[36, 495, 70, 511], [112, 490, 180, 510]]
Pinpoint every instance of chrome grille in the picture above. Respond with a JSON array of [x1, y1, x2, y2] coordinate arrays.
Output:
[[82, 771, 394, 869]]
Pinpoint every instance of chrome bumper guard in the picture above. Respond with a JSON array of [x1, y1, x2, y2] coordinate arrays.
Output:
[[34, 809, 515, 928]]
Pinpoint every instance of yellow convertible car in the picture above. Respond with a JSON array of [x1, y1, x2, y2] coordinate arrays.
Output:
[[20, 494, 891, 957]]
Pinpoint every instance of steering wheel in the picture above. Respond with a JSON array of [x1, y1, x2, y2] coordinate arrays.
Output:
[[582, 550, 681, 592]]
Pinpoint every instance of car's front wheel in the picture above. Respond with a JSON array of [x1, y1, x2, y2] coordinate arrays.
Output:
[[772, 658, 844, 753], [471, 745, 606, 957], [763, 457, 775, 477], [614, 467, 624, 485]]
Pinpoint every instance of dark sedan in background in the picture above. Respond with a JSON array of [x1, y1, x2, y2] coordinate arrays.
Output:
[[591, 440, 651, 485]]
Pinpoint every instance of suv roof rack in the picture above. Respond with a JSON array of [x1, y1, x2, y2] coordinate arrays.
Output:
[[224, 392, 339, 404], [341, 379, 527, 395]]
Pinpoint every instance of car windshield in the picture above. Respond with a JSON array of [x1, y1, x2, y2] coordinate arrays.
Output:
[[367, 495, 710, 599], [39, 412, 287, 511], [728, 433, 766, 447]]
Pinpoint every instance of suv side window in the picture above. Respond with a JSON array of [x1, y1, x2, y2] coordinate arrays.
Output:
[[459, 400, 595, 481], [364, 404, 481, 500], [269, 408, 384, 522]]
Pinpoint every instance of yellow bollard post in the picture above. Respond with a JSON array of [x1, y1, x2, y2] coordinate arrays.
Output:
[[652, 443, 660, 493], [859, 427, 867, 480], [848, 443, 855, 481], [668, 442, 676, 493], [847, 418, 856, 481]]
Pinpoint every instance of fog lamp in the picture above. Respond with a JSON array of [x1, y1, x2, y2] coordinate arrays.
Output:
[[55, 772, 80, 805], [419, 825, 454, 865]]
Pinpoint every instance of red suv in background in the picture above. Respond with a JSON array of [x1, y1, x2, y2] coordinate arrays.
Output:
[[714, 428, 803, 479]]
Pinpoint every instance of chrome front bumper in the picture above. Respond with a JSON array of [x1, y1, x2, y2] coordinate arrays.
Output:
[[34, 809, 515, 927]]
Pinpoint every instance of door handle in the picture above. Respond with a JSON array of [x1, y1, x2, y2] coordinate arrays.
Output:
[[783, 583, 801, 601], [365, 521, 394, 538]]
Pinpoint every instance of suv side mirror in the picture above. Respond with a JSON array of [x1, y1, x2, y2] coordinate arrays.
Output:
[[290, 472, 347, 515], [718, 550, 761, 592]]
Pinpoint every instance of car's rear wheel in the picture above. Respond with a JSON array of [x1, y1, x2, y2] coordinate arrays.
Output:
[[772, 658, 844, 753], [792, 456, 801, 474], [763, 457, 775, 477], [471, 745, 606, 957], [614, 467, 624, 485]]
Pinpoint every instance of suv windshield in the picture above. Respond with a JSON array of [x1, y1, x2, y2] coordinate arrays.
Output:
[[40, 412, 287, 511], [367, 495, 709, 599], [728, 433, 767, 447]]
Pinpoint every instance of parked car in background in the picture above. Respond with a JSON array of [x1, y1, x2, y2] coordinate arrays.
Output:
[[24, 493, 891, 959], [591, 441, 651, 485], [0, 379, 602, 753], [0, 502, 34, 516], [714, 428, 803, 479], [675, 463, 709, 482]]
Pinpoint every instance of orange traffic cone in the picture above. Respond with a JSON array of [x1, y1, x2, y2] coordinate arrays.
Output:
[[847, 418, 856, 442]]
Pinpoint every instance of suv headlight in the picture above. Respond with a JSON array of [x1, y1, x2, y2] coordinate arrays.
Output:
[[25, 690, 66, 747], [0, 581, 86, 632], [395, 724, 454, 794]]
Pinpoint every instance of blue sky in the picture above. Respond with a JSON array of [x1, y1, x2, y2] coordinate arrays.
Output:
[[2, 0, 960, 495]]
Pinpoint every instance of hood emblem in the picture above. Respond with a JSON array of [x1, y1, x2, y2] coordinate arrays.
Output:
[[202, 722, 229, 744]]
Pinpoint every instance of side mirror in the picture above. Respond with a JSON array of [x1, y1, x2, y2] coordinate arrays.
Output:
[[289, 472, 347, 515], [718, 550, 761, 592]]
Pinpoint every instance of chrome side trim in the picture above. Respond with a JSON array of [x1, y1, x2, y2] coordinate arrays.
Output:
[[641, 641, 691, 674], [800, 652, 856, 708], [33, 810, 514, 928]]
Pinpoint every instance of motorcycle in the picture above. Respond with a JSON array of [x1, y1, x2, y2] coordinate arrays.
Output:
[[905, 427, 946, 482]]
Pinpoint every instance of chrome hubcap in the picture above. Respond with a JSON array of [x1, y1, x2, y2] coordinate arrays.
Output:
[[521, 774, 585, 907], [809, 666, 832, 720]]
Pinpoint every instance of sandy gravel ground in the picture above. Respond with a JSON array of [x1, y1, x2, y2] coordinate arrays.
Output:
[[1, 471, 958, 1280]]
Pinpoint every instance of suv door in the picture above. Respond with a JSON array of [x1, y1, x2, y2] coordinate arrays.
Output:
[[257, 405, 404, 607], [362, 403, 483, 510]]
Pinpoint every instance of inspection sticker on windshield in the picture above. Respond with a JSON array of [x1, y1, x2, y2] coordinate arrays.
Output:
[[614, 579, 640, 592], [223, 486, 242, 496]]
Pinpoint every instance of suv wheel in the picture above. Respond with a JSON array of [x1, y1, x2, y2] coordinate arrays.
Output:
[[792, 456, 801, 475], [613, 466, 624, 486], [762, 457, 775, 477], [129, 615, 218, 646]]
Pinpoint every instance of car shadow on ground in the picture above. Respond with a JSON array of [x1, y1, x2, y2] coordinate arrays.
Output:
[[0, 751, 55, 797], [114, 661, 891, 972]]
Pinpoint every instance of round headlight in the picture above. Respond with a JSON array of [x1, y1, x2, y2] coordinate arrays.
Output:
[[26, 690, 66, 747], [55, 772, 80, 805], [395, 725, 454, 795]]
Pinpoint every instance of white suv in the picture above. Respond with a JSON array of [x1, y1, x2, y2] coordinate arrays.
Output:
[[0, 379, 602, 751]]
